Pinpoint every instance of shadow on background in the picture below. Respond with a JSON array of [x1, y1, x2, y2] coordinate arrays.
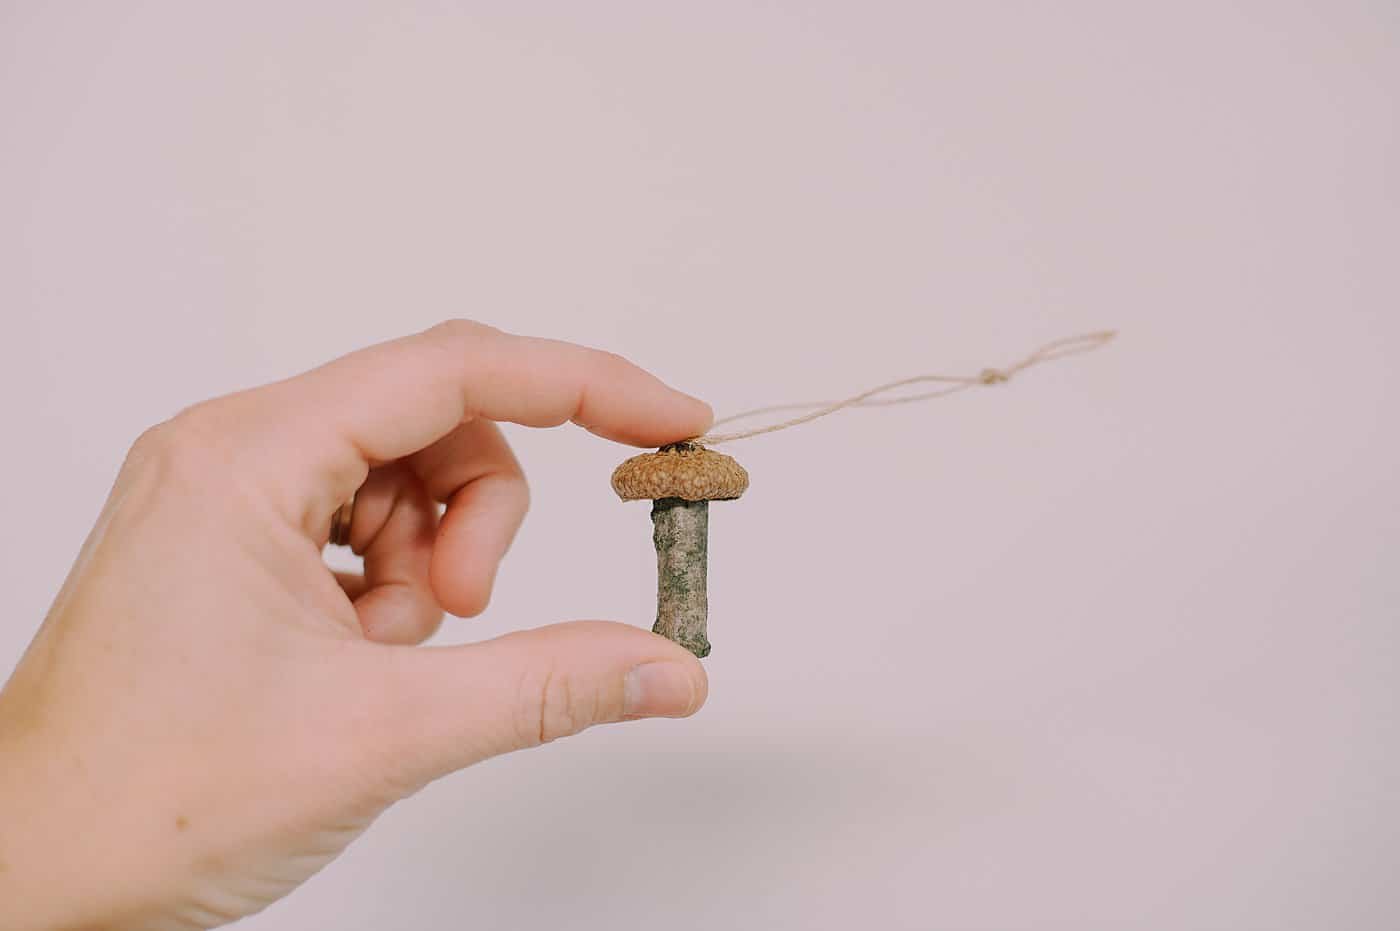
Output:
[[315, 727, 1021, 929]]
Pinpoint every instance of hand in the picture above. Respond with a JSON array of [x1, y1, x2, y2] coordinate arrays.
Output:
[[0, 321, 713, 930]]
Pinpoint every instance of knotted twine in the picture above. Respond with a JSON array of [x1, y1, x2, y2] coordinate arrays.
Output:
[[687, 330, 1117, 446]]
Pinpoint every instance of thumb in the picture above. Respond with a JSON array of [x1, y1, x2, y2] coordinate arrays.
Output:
[[370, 621, 707, 788]]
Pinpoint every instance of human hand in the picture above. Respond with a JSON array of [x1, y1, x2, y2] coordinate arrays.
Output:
[[0, 321, 713, 930]]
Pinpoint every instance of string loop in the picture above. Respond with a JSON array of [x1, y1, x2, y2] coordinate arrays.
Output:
[[687, 330, 1116, 446]]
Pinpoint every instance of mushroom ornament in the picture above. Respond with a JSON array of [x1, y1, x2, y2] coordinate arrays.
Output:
[[611, 442, 749, 658]]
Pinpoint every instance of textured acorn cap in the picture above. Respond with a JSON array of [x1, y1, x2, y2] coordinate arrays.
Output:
[[611, 443, 749, 502]]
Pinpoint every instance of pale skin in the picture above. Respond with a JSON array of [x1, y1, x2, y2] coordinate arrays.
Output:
[[0, 321, 714, 930]]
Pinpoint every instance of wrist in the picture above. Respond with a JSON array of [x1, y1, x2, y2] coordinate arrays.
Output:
[[0, 721, 161, 930]]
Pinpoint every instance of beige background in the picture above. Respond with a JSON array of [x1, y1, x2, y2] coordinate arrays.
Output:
[[2, 2, 1398, 928]]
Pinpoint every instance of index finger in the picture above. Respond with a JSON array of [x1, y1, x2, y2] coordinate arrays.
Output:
[[254, 320, 713, 517]]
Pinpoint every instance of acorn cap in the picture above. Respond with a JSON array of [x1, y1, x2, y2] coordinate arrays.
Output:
[[611, 443, 749, 502]]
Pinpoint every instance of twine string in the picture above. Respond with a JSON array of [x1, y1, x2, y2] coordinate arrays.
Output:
[[689, 329, 1117, 446]]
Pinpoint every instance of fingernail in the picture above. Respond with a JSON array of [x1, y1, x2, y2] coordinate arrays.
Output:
[[688, 395, 715, 425], [623, 662, 696, 718]]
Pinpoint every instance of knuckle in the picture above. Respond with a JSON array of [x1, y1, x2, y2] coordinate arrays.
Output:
[[124, 405, 235, 487], [427, 318, 496, 343], [518, 667, 592, 747], [125, 420, 173, 465], [510, 472, 532, 517], [596, 348, 635, 374], [419, 320, 499, 405]]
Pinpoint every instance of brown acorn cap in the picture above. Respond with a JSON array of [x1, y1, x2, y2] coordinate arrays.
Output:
[[611, 443, 749, 502]]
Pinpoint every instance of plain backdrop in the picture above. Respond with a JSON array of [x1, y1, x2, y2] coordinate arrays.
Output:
[[2, 3, 1397, 929]]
